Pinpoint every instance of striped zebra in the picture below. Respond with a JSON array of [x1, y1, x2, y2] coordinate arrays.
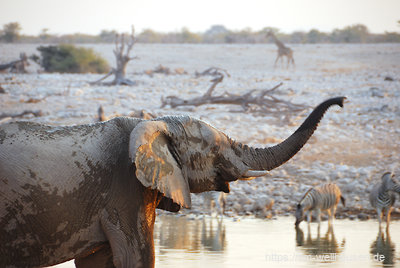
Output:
[[202, 191, 227, 216], [295, 183, 345, 226], [369, 172, 400, 227]]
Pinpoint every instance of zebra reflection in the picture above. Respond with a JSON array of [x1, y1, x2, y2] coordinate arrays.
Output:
[[201, 217, 226, 251], [370, 228, 396, 266], [295, 224, 345, 262]]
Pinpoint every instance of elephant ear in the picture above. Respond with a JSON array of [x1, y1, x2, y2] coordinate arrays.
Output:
[[129, 121, 191, 208]]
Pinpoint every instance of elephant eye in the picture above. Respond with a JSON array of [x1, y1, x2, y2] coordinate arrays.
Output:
[[167, 141, 182, 169]]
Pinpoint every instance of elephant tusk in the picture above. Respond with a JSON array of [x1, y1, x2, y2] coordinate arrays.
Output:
[[241, 170, 269, 180]]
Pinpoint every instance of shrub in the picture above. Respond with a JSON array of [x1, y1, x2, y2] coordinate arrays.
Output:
[[37, 44, 109, 73]]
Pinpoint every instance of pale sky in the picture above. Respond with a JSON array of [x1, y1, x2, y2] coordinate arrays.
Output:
[[0, 0, 399, 35]]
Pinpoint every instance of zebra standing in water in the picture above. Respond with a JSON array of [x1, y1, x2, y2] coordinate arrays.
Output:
[[202, 192, 227, 217], [369, 172, 400, 227], [295, 183, 345, 226]]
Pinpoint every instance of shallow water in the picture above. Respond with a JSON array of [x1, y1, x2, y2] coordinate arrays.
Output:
[[153, 215, 400, 268], [51, 215, 400, 267]]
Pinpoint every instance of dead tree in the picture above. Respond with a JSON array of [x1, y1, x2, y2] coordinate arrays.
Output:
[[0, 110, 43, 124], [0, 53, 29, 73], [161, 70, 308, 114], [92, 26, 137, 86], [144, 65, 188, 76], [194, 67, 230, 78], [97, 106, 107, 122]]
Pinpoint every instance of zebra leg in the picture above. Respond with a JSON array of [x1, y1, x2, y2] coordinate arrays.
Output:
[[377, 207, 383, 227], [386, 207, 393, 227], [306, 211, 311, 224], [327, 208, 333, 226], [331, 206, 337, 223], [316, 208, 321, 225]]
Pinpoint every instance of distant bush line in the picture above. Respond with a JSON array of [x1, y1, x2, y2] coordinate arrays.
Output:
[[37, 44, 109, 73], [1, 23, 400, 44]]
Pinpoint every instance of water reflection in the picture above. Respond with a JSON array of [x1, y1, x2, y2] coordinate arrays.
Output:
[[155, 215, 226, 253], [370, 228, 396, 266], [201, 218, 226, 251], [51, 217, 400, 268], [295, 224, 345, 263]]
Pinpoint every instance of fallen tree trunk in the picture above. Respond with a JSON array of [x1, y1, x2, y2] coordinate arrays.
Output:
[[0, 110, 43, 124], [194, 67, 230, 78], [0, 53, 29, 73], [161, 71, 308, 114], [0, 61, 20, 71], [144, 65, 188, 76]]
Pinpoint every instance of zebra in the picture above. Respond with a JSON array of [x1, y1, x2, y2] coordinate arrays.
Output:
[[202, 191, 227, 217], [295, 183, 345, 226], [369, 172, 400, 227]]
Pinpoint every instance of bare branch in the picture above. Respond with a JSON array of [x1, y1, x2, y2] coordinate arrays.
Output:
[[90, 69, 115, 85], [97, 106, 107, 122], [0, 110, 43, 123], [204, 74, 224, 98], [195, 67, 230, 78], [126, 26, 136, 55], [92, 26, 136, 86], [161, 70, 309, 115]]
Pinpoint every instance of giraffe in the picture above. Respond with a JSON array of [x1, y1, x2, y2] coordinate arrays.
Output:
[[266, 31, 295, 68]]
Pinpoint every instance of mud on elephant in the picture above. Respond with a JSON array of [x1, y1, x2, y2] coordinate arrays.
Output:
[[0, 97, 346, 267]]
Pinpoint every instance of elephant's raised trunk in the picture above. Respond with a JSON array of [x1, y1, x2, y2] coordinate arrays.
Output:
[[240, 97, 346, 173]]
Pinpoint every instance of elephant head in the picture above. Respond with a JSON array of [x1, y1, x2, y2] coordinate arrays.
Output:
[[130, 97, 346, 209]]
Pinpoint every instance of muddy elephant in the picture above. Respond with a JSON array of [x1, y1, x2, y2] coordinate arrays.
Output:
[[0, 97, 345, 267]]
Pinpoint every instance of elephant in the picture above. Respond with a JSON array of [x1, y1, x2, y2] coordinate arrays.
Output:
[[0, 97, 345, 267]]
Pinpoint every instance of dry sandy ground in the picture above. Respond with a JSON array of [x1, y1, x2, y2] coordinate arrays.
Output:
[[1, 43, 400, 219]]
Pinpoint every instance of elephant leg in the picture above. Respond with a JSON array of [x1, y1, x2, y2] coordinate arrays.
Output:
[[75, 243, 115, 268], [100, 211, 143, 268]]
